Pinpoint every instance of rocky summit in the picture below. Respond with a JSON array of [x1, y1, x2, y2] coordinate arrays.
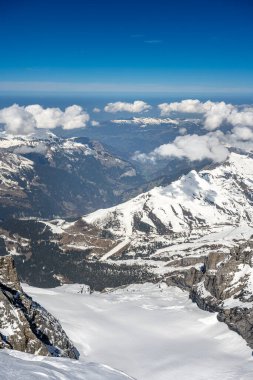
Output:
[[0, 256, 79, 358]]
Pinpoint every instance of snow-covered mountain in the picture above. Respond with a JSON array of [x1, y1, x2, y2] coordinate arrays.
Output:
[[84, 152, 253, 235], [2, 151, 253, 282], [2, 150, 253, 351], [0, 134, 142, 218], [81, 152, 253, 261]]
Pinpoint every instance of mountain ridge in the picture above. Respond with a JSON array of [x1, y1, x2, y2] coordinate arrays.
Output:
[[0, 134, 142, 219], [2, 150, 253, 350]]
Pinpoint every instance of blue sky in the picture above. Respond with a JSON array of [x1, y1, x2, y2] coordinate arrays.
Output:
[[1, 0, 253, 94]]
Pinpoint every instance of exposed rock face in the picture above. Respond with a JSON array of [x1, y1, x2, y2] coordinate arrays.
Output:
[[0, 257, 22, 291], [162, 242, 253, 349], [171, 242, 253, 349], [0, 256, 79, 358]]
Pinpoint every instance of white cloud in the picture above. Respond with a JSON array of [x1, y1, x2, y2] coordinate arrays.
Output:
[[204, 102, 234, 130], [159, 99, 209, 115], [227, 109, 253, 128], [133, 132, 229, 163], [0, 104, 36, 135], [231, 126, 253, 141], [158, 99, 235, 131], [0, 104, 90, 135], [61, 105, 90, 129], [104, 100, 151, 113], [25, 105, 63, 129], [159, 99, 253, 132], [26, 104, 89, 130], [93, 107, 101, 113], [133, 107, 253, 163]]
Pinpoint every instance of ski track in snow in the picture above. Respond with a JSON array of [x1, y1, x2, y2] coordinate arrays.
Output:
[[100, 238, 130, 261]]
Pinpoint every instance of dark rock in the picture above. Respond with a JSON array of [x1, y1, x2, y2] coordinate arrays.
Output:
[[0, 256, 79, 358]]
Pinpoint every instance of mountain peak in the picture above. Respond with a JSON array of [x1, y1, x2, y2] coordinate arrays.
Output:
[[83, 151, 253, 238]]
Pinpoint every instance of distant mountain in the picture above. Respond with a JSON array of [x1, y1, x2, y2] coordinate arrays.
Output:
[[83, 152, 253, 242], [122, 157, 211, 201], [75, 118, 210, 181], [0, 134, 143, 219]]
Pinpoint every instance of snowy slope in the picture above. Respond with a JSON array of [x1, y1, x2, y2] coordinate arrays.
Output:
[[0, 349, 133, 380], [80, 152, 253, 267], [84, 152, 253, 236], [23, 282, 253, 380]]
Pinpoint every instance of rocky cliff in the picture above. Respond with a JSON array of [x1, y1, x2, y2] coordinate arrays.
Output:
[[165, 240, 253, 349], [0, 256, 79, 358]]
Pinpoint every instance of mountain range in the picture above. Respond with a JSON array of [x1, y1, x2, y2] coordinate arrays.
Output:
[[1, 134, 253, 361], [0, 133, 142, 219]]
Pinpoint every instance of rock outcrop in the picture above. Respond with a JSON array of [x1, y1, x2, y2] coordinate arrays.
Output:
[[165, 241, 253, 349], [0, 256, 79, 358]]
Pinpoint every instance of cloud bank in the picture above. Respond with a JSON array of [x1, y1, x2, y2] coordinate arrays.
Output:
[[2, 99, 253, 164], [134, 99, 253, 163], [134, 127, 253, 164], [133, 132, 229, 163], [0, 104, 36, 135], [0, 104, 90, 135], [158, 99, 253, 131], [104, 100, 151, 113]]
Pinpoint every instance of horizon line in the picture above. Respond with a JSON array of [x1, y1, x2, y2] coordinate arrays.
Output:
[[0, 81, 253, 95]]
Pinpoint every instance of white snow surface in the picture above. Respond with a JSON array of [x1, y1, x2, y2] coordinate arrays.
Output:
[[100, 238, 130, 261], [0, 349, 133, 380], [17, 282, 253, 380]]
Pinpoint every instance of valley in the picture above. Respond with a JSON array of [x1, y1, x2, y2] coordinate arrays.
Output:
[[1, 146, 253, 354]]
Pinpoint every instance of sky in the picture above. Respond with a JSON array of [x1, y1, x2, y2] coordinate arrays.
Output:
[[0, 0, 253, 94]]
